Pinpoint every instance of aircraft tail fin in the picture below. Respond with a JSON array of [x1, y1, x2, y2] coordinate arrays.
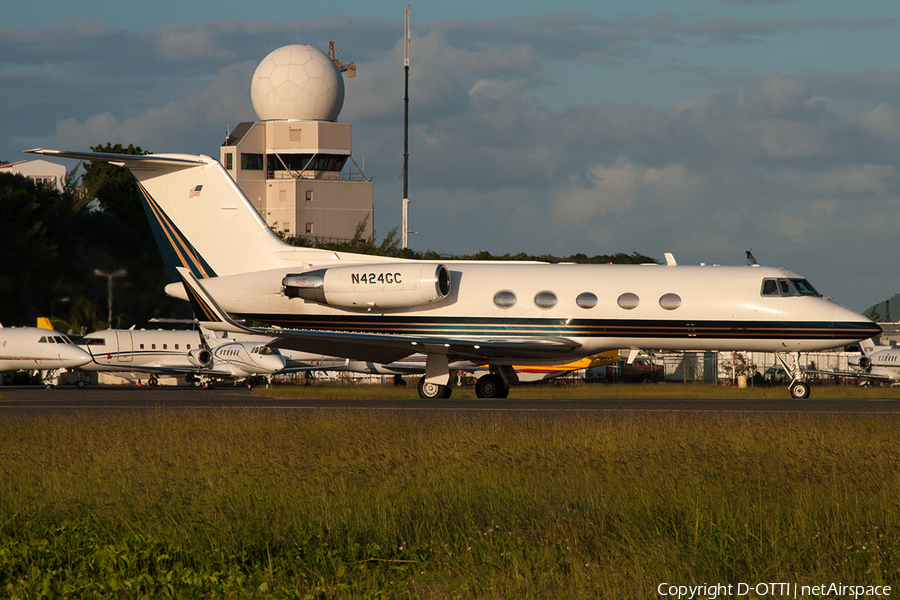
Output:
[[859, 337, 879, 356], [36, 317, 54, 330], [24, 148, 339, 278]]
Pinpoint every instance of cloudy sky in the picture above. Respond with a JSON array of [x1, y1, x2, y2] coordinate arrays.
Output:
[[3, 0, 900, 312]]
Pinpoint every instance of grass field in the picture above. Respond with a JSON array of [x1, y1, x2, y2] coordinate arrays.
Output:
[[1, 385, 899, 598]]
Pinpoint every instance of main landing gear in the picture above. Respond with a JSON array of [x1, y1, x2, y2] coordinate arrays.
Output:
[[475, 374, 509, 398], [415, 365, 514, 399], [417, 377, 453, 398]]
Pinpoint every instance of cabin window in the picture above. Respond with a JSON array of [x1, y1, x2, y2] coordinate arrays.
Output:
[[175, 344, 179, 350], [493, 290, 517, 308], [534, 291, 558, 309], [659, 293, 682, 310], [140, 344, 145, 349], [152, 344, 156, 350], [617, 292, 640, 310], [187, 344, 191, 350], [576, 292, 598, 309]]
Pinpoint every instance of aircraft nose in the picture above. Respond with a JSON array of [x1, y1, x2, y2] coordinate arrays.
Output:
[[831, 304, 882, 342], [270, 356, 286, 373], [64, 346, 91, 367]]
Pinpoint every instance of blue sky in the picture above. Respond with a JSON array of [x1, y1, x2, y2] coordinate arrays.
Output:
[[3, 0, 900, 312]]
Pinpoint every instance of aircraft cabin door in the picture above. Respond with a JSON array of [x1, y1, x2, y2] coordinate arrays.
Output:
[[116, 330, 133, 362]]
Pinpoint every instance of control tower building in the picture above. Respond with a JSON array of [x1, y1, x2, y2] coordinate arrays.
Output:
[[221, 44, 373, 241]]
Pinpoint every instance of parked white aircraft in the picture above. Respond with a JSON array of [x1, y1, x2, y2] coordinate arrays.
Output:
[[77, 328, 285, 388], [27, 148, 882, 399], [852, 338, 900, 382], [808, 338, 900, 386], [0, 325, 91, 387]]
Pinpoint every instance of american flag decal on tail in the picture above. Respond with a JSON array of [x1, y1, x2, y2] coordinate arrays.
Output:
[[188, 185, 202, 198]]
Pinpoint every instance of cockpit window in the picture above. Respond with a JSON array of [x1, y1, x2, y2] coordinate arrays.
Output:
[[778, 280, 797, 296], [761, 278, 821, 297], [790, 278, 820, 296], [81, 337, 106, 346], [254, 346, 279, 355]]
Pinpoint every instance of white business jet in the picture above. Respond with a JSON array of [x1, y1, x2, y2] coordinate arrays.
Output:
[[0, 325, 91, 388], [26, 148, 881, 399], [78, 328, 285, 388], [802, 337, 900, 386]]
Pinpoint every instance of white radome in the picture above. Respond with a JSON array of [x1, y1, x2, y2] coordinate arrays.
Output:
[[250, 44, 344, 121]]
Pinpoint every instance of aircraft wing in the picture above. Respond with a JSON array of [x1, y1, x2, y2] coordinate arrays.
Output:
[[268, 331, 583, 365], [802, 367, 893, 382], [103, 364, 252, 379], [176, 267, 583, 365]]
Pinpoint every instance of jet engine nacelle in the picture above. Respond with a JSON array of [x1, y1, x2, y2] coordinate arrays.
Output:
[[849, 355, 872, 372], [283, 263, 451, 309], [188, 348, 212, 368]]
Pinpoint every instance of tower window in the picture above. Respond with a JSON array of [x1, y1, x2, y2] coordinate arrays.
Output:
[[241, 153, 263, 170]]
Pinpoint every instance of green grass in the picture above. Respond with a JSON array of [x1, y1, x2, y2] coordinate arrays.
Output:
[[1, 408, 899, 598]]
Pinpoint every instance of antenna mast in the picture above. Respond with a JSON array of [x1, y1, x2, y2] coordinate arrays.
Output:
[[402, 4, 411, 249]]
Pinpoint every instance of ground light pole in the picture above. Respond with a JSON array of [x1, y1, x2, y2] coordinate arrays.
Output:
[[94, 268, 127, 328], [402, 4, 411, 249]]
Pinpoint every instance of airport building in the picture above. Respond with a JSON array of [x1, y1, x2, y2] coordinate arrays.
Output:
[[0, 159, 66, 193], [221, 44, 373, 242]]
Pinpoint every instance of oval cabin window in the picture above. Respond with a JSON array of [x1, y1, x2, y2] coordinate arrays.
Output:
[[493, 290, 517, 308], [659, 293, 682, 310], [617, 292, 640, 310], [534, 291, 558, 309], [576, 292, 598, 309]]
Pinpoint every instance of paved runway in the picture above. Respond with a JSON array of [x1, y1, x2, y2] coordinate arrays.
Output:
[[1, 385, 899, 415]]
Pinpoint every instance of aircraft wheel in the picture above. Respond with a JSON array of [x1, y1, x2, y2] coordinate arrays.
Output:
[[77, 380, 85, 388], [475, 374, 508, 398], [205, 379, 217, 390], [417, 377, 447, 399], [789, 380, 810, 399]]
